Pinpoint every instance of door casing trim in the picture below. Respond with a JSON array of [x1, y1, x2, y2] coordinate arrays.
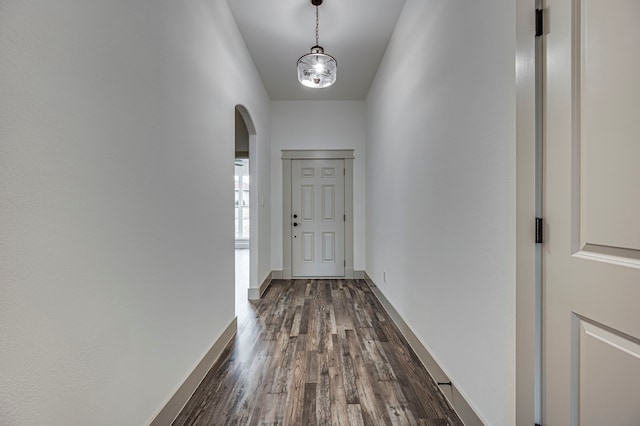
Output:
[[515, 0, 537, 424], [282, 149, 354, 279]]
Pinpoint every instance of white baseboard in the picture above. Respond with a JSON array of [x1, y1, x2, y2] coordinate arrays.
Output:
[[248, 272, 273, 300], [280, 267, 291, 279], [345, 267, 354, 279], [269, 269, 365, 280], [149, 317, 237, 426], [364, 273, 485, 426]]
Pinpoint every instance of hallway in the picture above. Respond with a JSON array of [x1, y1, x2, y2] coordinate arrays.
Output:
[[173, 279, 462, 425], [1, 1, 523, 424]]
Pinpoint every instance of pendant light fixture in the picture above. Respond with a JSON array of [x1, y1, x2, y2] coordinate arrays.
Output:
[[297, 0, 337, 88]]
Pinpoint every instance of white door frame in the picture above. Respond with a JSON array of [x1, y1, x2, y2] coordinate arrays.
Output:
[[235, 104, 259, 295], [282, 149, 354, 279], [515, 0, 537, 424]]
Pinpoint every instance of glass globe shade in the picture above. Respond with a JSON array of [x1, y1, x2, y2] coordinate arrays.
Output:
[[297, 46, 337, 88]]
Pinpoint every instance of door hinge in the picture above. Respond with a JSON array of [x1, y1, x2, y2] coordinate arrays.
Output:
[[344, 168, 346, 176], [344, 214, 346, 221], [344, 260, 346, 267], [535, 8, 545, 37], [535, 217, 544, 244]]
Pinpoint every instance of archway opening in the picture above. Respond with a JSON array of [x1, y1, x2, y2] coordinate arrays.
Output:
[[234, 105, 257, 314]]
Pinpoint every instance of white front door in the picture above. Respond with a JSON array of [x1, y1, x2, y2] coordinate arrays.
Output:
[[291, 159, 345, 277], [544, 0, 640, 424]]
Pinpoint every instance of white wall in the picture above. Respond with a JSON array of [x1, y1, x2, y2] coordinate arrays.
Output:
[[365, 1, 516, 425], [256, 124, 273, 288], [0, 1, 270, 424], [270, 101, 366, 272]]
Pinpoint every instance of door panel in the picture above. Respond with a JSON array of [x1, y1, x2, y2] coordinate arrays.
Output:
[[322, 232, 336, 262], [544, 0, 640, 424], [322, 185, 336, 221], [579, 0, 640, 256], [302, 233, 314, 262], [292, 159, 344, 277], [576, 317, 640, 426], [301, 185, 314, 222]]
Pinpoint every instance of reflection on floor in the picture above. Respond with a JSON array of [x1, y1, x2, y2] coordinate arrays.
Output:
[[235, 248, 249, 315]]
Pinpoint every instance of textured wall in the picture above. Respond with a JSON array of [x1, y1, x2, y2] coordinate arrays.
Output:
[[365, 0, 516, 424], [0, 1, 270, 424]]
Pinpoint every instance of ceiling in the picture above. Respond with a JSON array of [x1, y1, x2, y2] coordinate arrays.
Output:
[[227, 0, 406, 101]]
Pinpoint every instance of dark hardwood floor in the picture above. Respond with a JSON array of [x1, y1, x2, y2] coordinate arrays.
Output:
[[173, 279, 463, 426]]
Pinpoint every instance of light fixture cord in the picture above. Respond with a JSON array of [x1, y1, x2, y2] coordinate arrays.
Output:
[[315, 4, 319, 46]]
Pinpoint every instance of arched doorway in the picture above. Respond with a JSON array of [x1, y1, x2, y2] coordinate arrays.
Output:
[[234, 105, 257, 312]]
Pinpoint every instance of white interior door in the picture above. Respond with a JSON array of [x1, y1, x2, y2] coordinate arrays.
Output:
[[544, 0, 640, 424], [291, 159, 345, 277]]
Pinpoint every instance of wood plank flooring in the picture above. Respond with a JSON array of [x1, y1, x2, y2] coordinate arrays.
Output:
[[173, 279, 463, 426]]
